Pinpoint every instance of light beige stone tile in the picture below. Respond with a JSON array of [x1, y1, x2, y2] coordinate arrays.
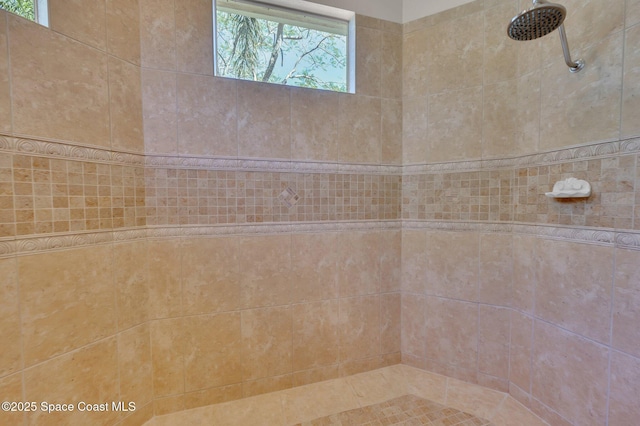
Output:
[[345, 368, 406, 406], [142, 69, 177, 154], [380, 230, 401, 293], [425, 297, 478, 371], [478, 305, 510, 380], [446, 377, 507, 421], [281, 379, 359, 424], [337, 95, 381, 164], [241, 306, 292, 381], [337, 231, 381, 297], [140, 0, 175, 70], [0, 257, 20, 377], [426, 231, 479, 301], [402, 95, 428, 165], [150, 318, 185, 398], [622, 25, 640, 138], [181, 237, 241, 315], [153, 394, 184, 416], [612, 248, 640, 357], [291, 365, 340, 387], [119, 402, 153, 426], [242, 375, 292, 398], [512, 234, 537, 313], [183, 383, 242, 411], [539, 32, 623, 150], [509, 310, 533, 394], [532, 320, 609, 426], [380, 293, 401, 354], [401, 293, 426, 358], [0, 12, 11, 134], [381, 98, 402, 165], [484, 2, 523, 85], [290, 88, 339, 162], [339, 295, 381, 362], [492, 397, 550, 426], [339, 355, 387, 377], [356, 26, 381, 97], [402, 27, 430, 98], [0, 373, 24, 426], [106, 0, 140, 64], [9, 16, 110, 146], [238, 234, 291, 309], [118, 323, 152, 407], [114, 240, 149, 330], [292, 301, 339, 371], [402, 230, 428, 294], [177, 73, 237, 157], [237, 81, 291, 159], [290, 233, 338, 303], [479, 233, 513, 306], [535, 238, 614, 344], [609, 350, 640, 426], [184, 313, 243, 392], [381, 30, 402, 99], [49, 0, 107, 50], [147, 239, 182, 319], [175, 0, 213, 75], [19, 245, 116, 367], [24, 338, 119, 426], [109, 57, 143, 153], [628, 0, 640, 27], [398, 365, 448, 404], [428, 87, 483, 163]]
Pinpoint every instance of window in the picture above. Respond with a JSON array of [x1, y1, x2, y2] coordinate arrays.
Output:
[[0, 0, 48, 26], [214, 0, 355, 93]]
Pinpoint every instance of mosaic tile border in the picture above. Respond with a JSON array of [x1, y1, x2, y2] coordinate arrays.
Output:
[[2, 220, 640, 258]]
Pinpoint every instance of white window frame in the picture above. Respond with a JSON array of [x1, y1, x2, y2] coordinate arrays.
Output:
[[213, 0, 356, 93], [35, 0, 48, 27]]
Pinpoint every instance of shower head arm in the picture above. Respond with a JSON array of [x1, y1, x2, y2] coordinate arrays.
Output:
[[557, 23, 585, 73]]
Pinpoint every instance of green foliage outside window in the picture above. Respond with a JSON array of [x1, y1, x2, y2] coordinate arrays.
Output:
[[0, 0, 35, 21]]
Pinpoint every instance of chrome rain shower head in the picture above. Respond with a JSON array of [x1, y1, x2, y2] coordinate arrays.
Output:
[[507, 0, 584, 73]]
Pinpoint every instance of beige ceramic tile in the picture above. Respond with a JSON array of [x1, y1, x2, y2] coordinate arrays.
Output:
[[492, 396, 549, 426], [0, 257, 20, 377], [49, 0, 107, 50], [628, 0, 640, 27], [425, 231, 479, 301], [281, 378, 359, 424], [19, 245, 116, 367], [119, 402, 153, 426], [622, 25, 640, 138], [402, 95, 429, 165], [290, 233, 338, 303], [181, 237, 241, 315], [118, 323, 152, 407], [183, 383, 242, 411], [483, 2, 522, 85], [380, 293, 401, 354], [177, 74, 237, 157], [292, 301, 339, 371], [290, 88, 339, 162], [24, 338, 119, 426], [337, 231, 381, 297], [509, 311, 533, 394], [142, 69, 177, 154], [446, 377, 507, 420], [401, 293, 426, 358], [242, 374, 292, 398], [153, 394, 185, 416], [345, 367, 406, 406], [381, 98, 402, 165], [238, 234, 291, 309], [9, 16, 110, 146], [109, 57, 143, 153], [0, 373, 24, 426], [379, 230, 401, 293], [337, 94, 381, 164], [139, 0, 176, 70], [478, 306, 510, 380], [381, 30, 402, 99], [237, 81, 291, 159], [612, 248, 640, 357], [425, 297, 478, 371], [478, 233, 513, 306], [147, 239, 182, 319], [206, 388, 284, 426], [356, 26, 381, 97], [241, 306, 292, 381], [535, 238, 614, 344], [175, 0, 213, 75], [106, 0, 140, 64], [539, 32, 623, 150], [609, 350, 640, 426], [184, 313, 243, 392], [403, 27, 430, 98], [428, 87, 483, 162], [398, 365, 448, 405], [339, 295, 381, 362], [150, 318, 185, 398], [114, 240, 149, 330], [291, 365, 340, 387], [511, 235, 537, 313], [532, 320, 609, 426], [0, 12, 11, 134]]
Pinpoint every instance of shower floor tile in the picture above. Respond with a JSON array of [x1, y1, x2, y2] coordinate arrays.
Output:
[[291, 394, 493, 426]]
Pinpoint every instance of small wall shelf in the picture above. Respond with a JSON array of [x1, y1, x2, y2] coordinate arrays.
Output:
[[545, 178, 591, 199]]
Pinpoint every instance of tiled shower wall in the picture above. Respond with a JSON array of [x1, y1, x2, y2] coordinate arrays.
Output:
[[400, 2, 640, 426]]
